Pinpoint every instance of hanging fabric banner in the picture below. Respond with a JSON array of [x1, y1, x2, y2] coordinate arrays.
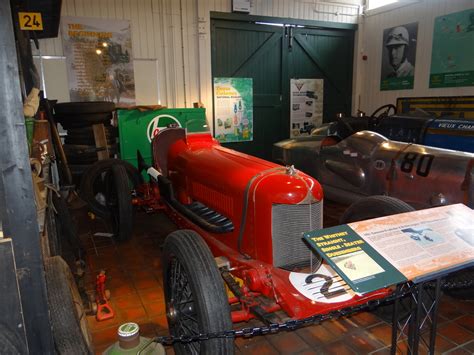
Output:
[[61, 16, 135, 106], [429, 9, 474, 88], [213, 77, 253, 143]]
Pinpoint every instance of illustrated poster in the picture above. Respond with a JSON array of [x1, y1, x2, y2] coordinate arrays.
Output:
[[62, 16, 135, 106], [290, 79, 323, 137], [429, 9, 474, 88], [380, 22, 418, 91], [214, 78, 253, 143]]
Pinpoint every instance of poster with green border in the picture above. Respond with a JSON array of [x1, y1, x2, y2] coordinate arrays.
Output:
[[429, 9, 474, 88], [213, 77, 253, 143]]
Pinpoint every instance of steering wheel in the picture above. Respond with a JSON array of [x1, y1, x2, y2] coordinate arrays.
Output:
[[369, 104, 396, 127]]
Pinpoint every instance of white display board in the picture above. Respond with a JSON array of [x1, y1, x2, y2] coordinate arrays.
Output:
[[290, 79, 323, 137]]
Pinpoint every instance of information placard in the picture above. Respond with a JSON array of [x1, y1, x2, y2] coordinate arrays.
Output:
[[305, 204, 474, 294]]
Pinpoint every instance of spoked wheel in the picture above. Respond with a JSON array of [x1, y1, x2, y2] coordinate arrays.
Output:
[[104, 165, 133, 241], [163, 230, 233, 355]]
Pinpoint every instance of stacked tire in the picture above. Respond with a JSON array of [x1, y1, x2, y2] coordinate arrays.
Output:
[[54, 102, 118, 185]]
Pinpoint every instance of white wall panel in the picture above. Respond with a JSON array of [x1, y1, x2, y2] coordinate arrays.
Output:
[[39, 0, 361, 123], [355, 0, 474, 115]]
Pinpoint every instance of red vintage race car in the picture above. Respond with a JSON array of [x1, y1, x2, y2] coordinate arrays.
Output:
[[133, 123, 394, 354]]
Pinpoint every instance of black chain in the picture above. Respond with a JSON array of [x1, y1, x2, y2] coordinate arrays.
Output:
[[151, 286, 414, 345]]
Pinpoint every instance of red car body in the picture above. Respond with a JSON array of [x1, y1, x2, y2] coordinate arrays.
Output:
[[152, 129, 389, 321]]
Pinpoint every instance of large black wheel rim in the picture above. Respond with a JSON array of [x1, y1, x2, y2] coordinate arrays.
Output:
[[166, 255, 200, 354]]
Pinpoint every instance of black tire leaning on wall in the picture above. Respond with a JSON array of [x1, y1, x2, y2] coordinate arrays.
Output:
[[54, 101, 115, 115], [107, 164, 134, 242], [163, 230, 234, 355], [79, 159, 142, 218], [44, 256, 93, 354]]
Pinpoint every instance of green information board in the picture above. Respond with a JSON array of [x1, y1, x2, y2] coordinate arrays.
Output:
[[430, 9, 474, 88]]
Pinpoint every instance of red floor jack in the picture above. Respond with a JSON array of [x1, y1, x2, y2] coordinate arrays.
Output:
[[93, 270, 115, 321]]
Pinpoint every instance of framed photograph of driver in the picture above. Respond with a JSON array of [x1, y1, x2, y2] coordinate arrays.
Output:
[[380, 22, 418, 91]]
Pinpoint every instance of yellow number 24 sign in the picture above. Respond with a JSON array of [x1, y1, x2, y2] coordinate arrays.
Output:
[[18, 12, 43, 31]]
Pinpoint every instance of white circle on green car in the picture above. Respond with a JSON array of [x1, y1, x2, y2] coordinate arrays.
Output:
[[147, 114, 182, 143]]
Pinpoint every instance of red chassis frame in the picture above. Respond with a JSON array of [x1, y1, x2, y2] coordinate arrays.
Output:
[[133, 131, 390, 323]]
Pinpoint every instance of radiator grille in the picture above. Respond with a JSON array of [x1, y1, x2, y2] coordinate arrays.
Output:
[[271, 201, 323, 269]]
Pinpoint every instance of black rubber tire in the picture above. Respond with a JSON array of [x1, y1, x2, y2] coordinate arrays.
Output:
[[45, 192, 61, 257], [163, 230, 234, 355], [106, 165, 134, 241], [443, 267, 474, 300], [79, 159, 142, 218], [54, 101, 115, 115], [67, 125, 118, 136], [340, 195, 415, 224], [44, 256, 93, 354], [51, 193, 85, 260], [64, 136, 116, 146], [55, 112, 113, 126], [0, 323, 27, 354]]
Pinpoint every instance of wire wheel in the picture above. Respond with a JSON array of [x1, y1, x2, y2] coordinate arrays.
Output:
[[163, 230, 234, 355]]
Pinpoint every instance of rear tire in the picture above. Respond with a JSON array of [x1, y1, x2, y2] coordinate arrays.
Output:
[[163, 230, 234, 355], [340, 195, 414, 224], [106, 165, 134, 241], [79, 159, 142, 218], [45, 256, 93, 354]]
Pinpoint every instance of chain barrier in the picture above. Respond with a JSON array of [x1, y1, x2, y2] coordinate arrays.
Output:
[[151, 285, 415, 345]]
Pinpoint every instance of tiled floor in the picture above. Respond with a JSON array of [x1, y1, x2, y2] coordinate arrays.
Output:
[[72, 202, 474, 354]]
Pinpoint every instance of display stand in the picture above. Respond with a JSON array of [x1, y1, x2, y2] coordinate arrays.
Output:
[[391, 277, 443, 354], [304, 204, 474, 355]]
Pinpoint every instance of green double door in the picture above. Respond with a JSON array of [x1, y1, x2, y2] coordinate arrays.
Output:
[[211, 14, 355, 160]]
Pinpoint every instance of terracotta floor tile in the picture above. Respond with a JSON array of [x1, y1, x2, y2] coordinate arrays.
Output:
[[319, 340, 357, 355], [237, 339, 279, 355], [91, 326, 118, 347], [350, 311, 383, 328], [112, 293, 141, 310], [443, 347, 472, 354], [144, 301, 166, 317], [151, 314, 169, 329], [456, 315, 474, 333], [366, 323, 394, 347], [138, 287, 164, 303], [266, 331, 311, 353], [322, 317, 358, 336], [133, 277, 161, 290], [345, 329, 386, 353], [109, 283, 137, 296], [235, 331, 268, 349], [296, 349, 319, 355], [438, 323, 474, 345], [462, 339, 474, 352], [118, 305, 148, 322], [368, 347, 391, 355], [87, 314, 122, 332], [438, 300, 465, 321]]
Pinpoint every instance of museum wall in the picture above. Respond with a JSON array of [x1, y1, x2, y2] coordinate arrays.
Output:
[[353, 0, 474, 115], [38, 0, 361, 123]]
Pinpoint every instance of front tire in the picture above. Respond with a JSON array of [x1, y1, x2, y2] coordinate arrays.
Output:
[[163, 230, 233, 355]]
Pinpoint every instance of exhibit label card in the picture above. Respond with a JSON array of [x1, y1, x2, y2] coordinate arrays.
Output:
[[305, 204, 474, 294], [304, 225, 407, 294]]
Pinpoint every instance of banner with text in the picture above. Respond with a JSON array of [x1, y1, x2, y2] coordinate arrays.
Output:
[[62, 16, 135, 106], [290, 79, 323, 137]]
